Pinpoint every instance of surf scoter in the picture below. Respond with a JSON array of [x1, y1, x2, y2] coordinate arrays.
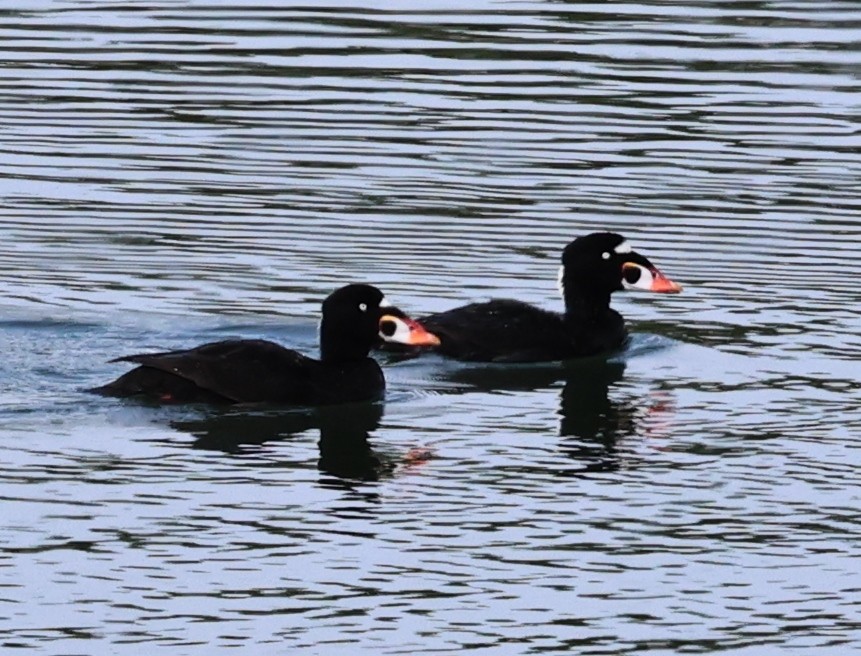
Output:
[[91, 284, 439, 405], [382, 232, 681, 362]]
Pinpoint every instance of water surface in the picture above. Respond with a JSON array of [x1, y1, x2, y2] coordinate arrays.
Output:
[[0, 1, 859, 653]]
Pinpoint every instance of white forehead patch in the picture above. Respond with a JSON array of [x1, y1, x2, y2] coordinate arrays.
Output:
[[614, 240, 632, 254], [379, 297, 392, 308]]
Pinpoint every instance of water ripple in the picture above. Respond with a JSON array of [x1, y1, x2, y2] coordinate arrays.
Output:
[[1, 1, 860, 654]]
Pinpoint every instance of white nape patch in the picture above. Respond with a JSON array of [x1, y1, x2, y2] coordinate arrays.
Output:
[[556, 266, 565, 297], [379, 297, 392, 308], [614, 240, 632, 254]]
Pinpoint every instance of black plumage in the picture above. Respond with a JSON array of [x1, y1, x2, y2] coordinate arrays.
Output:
[[390, 232, 681, 363], [92, 284, 412, 405]]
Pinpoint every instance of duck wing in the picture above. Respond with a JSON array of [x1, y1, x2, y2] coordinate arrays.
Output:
[[112, 339, 316, 404], [422, 299, 573, 362]]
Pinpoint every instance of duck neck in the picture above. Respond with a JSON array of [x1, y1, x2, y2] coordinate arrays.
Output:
[[562, 281, 612, 321], [319, 320, 372, 363]]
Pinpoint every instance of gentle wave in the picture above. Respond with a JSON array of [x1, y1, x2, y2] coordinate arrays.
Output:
[[1, 2, 860, 654]]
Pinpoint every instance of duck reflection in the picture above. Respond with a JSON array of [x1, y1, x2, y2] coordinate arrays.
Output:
[[168, 354, 672, 479], [170, 401, 396, 481], [315, 402, 388, 481], [557, 358, 630, 472], [431, 354, 667, 472]]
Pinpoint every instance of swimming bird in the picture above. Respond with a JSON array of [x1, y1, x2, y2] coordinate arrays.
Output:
[[381, 232, 681, 362], [92, 284, 439, 404]]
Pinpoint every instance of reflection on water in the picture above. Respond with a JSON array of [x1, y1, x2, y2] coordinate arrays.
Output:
[[172, 401, 394, 481], [169, 356, 661, 479], [1, 0, 860, 653], [421, 354, 677, 474], [558, 359, 631, 472]]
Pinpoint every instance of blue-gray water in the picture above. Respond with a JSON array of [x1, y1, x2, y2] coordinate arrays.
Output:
[[1, 1, 860, 654]]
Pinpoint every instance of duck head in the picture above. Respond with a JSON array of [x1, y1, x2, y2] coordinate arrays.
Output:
[[320, 284, 439, 361], [558, 232, 682, 310]]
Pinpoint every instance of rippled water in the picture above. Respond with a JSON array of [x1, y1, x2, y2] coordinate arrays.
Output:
[[1, 1, 860, 653]]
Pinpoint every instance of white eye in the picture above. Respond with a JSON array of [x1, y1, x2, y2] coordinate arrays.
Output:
[[359, 303, 368, 312], [602, 252, 611, 260]]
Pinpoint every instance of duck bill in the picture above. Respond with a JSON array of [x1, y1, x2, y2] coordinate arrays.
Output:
[[649, 268, 683, 293], [622, 261, 683, 294], [404, 318, 441, 346], [381, 314, 441, 346]]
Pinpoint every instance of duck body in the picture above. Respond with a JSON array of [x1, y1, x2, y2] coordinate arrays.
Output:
[[92, 338, 385, 405], [421, 299, 625, 363], [92, 284, 436, 406], [381, 232, 680, 363]]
